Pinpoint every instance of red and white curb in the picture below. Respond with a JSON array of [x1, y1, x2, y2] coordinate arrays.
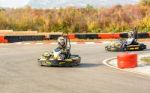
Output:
[[11, 42, 105, 45], [103, 57, 150, 77]]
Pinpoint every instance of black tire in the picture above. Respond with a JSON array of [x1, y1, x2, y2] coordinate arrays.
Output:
[[38, 60, 44, 66], [105, 46, 111, 51], [71, 55, 81, 65], [140, 44, 146, 50], [105, 46, 108, 51], [121, 44, 127, 51]]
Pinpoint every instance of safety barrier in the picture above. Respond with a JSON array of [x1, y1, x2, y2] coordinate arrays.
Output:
[[49, 34, 61, 40], [1, 32, 150, 43], [138, 33, 149, 38], [48, 32, 150, 40], [120, 32, 150, 38], [4, 35, 45, 43], [0, 36, 8, 43], [98, 33, 120, 39], [120, 33, 128, 38], [148, 32, 150, 37], [75, 34, 99, 39], [68, 34, 76, 39], [117, 53, 137, 69]]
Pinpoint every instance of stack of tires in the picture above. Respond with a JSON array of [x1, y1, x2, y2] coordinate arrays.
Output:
[[0, 36, 8, 43]]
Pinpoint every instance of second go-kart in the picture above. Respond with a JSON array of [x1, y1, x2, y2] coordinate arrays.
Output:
[[105, 39, 146, 51], [38, 33, 81, 67], [105, 30, 146, 51]]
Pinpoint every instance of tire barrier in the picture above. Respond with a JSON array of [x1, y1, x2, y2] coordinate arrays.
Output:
[[68, 34, 76, 39], [49, 34, 76, 40], [0, 36, 8, 43], [1, 32, 150, 43], [113, 33, 120, 39], [117, 53, 137, 69], [120, 33, 128, 38], [98, 33, 120, 39], [148, 32, 150, 37], [4, 35, 45, 43], [75, 34, 99, 39], [137, 33, 149, 38], [49, 34, 61, 40], [120, 32, 150, 38]]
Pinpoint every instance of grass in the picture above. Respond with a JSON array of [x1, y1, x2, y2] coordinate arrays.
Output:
[[141, 57, 150, 63]]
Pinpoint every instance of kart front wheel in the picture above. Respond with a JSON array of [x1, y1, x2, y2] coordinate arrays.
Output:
[[38, 60, 44, 66]]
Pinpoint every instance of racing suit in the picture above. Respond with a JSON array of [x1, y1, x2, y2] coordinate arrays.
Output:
[[56, 45, 70, 59]]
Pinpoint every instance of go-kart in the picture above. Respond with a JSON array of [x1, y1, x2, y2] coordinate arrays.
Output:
[[105, 39, 146, 51], [38, 34, 81, 67]]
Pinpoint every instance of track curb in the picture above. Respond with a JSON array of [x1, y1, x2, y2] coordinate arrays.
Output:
[[8, 41, 103, 45], [102, 56, 150, 77]]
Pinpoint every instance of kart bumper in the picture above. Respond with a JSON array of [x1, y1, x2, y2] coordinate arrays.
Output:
[[38, 55, 81, 67]]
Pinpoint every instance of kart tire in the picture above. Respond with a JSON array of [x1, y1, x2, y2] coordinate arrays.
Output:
[[71, 55, 81, 66], [105, 46, 108, 51], [140, 44, 146, 50], [105, 46, 111, 51], [122, 45, 127, 51], [38, 60, 44, 66]]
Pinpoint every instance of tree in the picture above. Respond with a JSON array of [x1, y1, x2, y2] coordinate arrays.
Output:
[[86, 4, 94, 10], [140, 0, 150, 5]]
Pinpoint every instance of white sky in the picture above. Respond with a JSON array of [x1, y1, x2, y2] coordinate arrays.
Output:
[[0, 0, 29, 8], [0, 0, 139, 8]]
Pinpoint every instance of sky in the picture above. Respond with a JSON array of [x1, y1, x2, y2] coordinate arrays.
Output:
[[0, 0, 139, 8], [0, 0, 29, 8]]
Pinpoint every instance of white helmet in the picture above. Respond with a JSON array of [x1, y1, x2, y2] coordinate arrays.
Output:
[[57, 36, 66, 47]]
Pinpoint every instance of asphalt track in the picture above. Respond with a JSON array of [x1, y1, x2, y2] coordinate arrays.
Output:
[[0, 42, 150, 93]]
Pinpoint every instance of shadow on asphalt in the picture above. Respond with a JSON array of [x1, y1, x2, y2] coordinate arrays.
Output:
[[75, 63, 101, 68], [39, 63, 102, 68], [143, 49, 150, 51]]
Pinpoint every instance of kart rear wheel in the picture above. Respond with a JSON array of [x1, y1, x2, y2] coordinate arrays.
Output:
[[71, 55, 81, 65], [105, 46, 108, 51], [139, 44, 146, 50], [105, 46, 111, 51]]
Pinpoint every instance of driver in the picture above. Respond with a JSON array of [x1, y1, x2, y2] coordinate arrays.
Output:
[[126, 31, 134, 45], [57, 36, 67, 49], [126, 27, 138, 45], [121, 28, 138, 49], [56, 36, 70, 58]]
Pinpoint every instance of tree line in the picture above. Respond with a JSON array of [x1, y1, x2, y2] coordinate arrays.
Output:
[[0, 1, 150, 33]]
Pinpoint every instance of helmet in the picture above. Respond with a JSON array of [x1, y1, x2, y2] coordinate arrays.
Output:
[[57, 36, 66, 47]]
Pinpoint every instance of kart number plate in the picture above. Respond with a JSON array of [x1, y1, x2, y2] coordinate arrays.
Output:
[[135, 47, 139, 50], [65, 59, 72, 61]]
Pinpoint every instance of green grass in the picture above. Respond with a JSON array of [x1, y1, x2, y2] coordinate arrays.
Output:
[[141, 57, 150, 63]]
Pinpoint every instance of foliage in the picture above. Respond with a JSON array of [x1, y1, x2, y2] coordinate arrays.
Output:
[[140, 0, 150, 5], [0, 4, 150, 33], [141, 57, 150, 65]]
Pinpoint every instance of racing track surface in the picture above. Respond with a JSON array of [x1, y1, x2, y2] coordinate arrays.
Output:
[[0, 42, 150, 93]]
